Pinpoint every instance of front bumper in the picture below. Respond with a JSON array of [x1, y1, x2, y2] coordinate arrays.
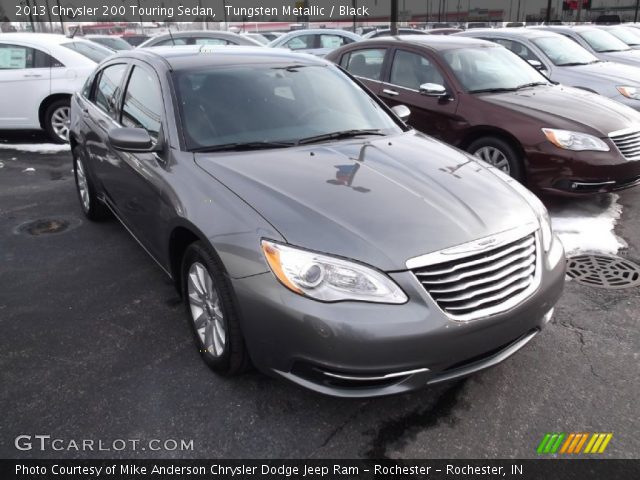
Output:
[[525, 143, 640, 195], [231, 238, 566, 398]]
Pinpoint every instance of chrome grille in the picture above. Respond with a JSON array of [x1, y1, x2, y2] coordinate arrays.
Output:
[[411, 233, 539, 322], [610, 129, 640, 161]]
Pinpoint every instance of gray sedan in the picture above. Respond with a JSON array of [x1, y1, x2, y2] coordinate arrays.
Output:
[[69, 46, 565, 397], [268, 29, 361, 56], [456, 28, 640, 110], [138, 30, 263, 48]]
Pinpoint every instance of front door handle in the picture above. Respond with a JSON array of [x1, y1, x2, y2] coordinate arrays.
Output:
[[382, 88, 399, 96], [23, 73, 43, 78]]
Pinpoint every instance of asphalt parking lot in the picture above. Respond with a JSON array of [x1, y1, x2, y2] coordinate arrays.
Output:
[[1, 131, 638, 459]]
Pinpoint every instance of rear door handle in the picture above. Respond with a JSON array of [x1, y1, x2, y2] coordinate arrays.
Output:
[[23, 73, 43, 78], [382, 88, 399, 96]]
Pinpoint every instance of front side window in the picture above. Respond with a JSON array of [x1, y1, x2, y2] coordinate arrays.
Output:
[[342, 48, 386, 81], [94, 64, 127, 117], [320, 35, 352, 49], [156, 38, 189, 46], [390, 50, 445, 90], [174, 64, 402, 150], [493, 39, 543, 63], [442, 46, 548, 93], [121, 66, 163, 138], [578, 29, 631, 53], [194, 38, 228, 46], [532, 35, 599, 66], [284, 35, 315, 50]]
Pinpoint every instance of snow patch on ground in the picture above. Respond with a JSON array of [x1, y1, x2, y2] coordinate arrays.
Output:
[[549, 194, 626, 256], [0, 144, 70, 153]]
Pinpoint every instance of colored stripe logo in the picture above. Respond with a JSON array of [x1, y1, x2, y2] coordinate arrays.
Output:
[[537, 433, 613, 454]]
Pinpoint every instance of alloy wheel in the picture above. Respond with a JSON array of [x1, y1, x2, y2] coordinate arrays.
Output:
[[187, 262, 226, 357], [75, 159, 90, 212], [51, 106, 70, 142], [473, 146, 511, 174]]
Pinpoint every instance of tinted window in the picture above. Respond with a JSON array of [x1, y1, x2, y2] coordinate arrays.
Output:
[[0, 44, 62, 69], [285, 35, 315, 50], [493, 39, 542, 63], [61, 41, 112, 62], [174, 65, 401, 150], [390, 50, 445, 90], [121, 66, 163, 138], [89, 36, 132, 51], [342, 48, 386, 81], [94, 64, 127, 117]]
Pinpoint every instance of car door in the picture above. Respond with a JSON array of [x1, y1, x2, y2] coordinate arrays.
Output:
[[378, 48, 459, 141], [338, 47, 389, 96], [103, 62, 169, 260], [0, 42, 52, 129], [81, 62, 129, 196]]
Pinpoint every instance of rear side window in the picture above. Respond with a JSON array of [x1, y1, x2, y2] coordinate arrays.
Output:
[[121, 66, 163, 138], [155, 38, 189, 46], [61, 41, 111, 63], [320, 35, 353, 48], [341, 48, 386, 81], [0, 44, 63, 69], [94, 63, 127, 117], [195, 38, 228, 45], [284, 35, 315, 50]]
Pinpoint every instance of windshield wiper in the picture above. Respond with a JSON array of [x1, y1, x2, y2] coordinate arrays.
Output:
[[556, 61, 589, 66], [296, 129, 385, 145], [598, 49, 629, 53], [468, 87, 519, 94], [191, 141, 295, 153], [516, 82, 549, 89]]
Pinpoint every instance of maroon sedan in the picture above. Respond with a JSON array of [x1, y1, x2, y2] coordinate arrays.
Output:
[[326, 35, 640, 194]]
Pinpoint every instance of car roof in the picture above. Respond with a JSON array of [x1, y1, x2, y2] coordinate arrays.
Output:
[[109, 45, 328, 70], [0, 33, 76, 45], [455, 27, 565, 40], [357, 34, 496, 51], [534, 25, 598, 33]]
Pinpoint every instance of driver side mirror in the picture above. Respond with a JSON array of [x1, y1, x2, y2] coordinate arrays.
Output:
[[419, 83, 448, 97], [527, 59, 544, 70], [108, 127, 161, 153], [391, 104, 411, 121]]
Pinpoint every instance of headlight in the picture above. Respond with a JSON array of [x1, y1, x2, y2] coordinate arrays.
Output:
[[542, 128, 610, 152], [261, 240, 408, 304], [617, 86, 640, 100], [503, 179, 553, 252]]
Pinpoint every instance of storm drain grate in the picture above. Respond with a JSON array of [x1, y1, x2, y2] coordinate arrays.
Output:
[[566, 254, 640, 289]]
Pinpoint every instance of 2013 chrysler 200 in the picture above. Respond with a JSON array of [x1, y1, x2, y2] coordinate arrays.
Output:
[[69, 46, 566, 397]]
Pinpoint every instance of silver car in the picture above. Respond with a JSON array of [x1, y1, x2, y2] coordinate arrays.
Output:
[[532, 25, 640, 66], [597, 25, 640, 50], [268, 29, 361, 56], [456, 28, 640, 110], [138, 30, 264, 48]]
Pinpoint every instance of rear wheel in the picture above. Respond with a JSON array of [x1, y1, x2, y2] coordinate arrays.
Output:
[[467, 136, 524, 181], [44, 99, 71, 143], [181, 241, 251, 376]]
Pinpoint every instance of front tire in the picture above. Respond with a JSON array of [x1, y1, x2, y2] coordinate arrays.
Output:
[[467, 136, 524, 182], [44, 99, 71, 143], [181, 241, 251, 376], [73, 147, 110, 221]]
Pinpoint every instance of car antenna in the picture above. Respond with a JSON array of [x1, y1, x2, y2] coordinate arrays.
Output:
[[68, 25, 79, 39], [168, 28, 176, 45]]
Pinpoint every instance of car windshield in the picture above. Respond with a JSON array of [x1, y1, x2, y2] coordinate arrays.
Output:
[[174, 64, 402, 150], [442, 47, 549, 93], [61, 41, 112, 62], [90, 36, 132, 51], [531, 35, 599, 65], [603, 27, 640, 47], [578, 29, 631, 52]]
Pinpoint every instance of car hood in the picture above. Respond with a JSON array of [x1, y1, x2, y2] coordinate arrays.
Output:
[[563, 60, 640, 85], [478, 84, 640, 135], [194, 132, 537, 271], [599, 49, 640, 66]]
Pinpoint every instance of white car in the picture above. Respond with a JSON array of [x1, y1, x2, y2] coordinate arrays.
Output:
[[0, 33, 113, 142]]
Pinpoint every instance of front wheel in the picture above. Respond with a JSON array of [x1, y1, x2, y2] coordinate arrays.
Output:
[[44, 99, 71, 143], [182, 241, 251, 376], [467, 137, 524, 182]]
